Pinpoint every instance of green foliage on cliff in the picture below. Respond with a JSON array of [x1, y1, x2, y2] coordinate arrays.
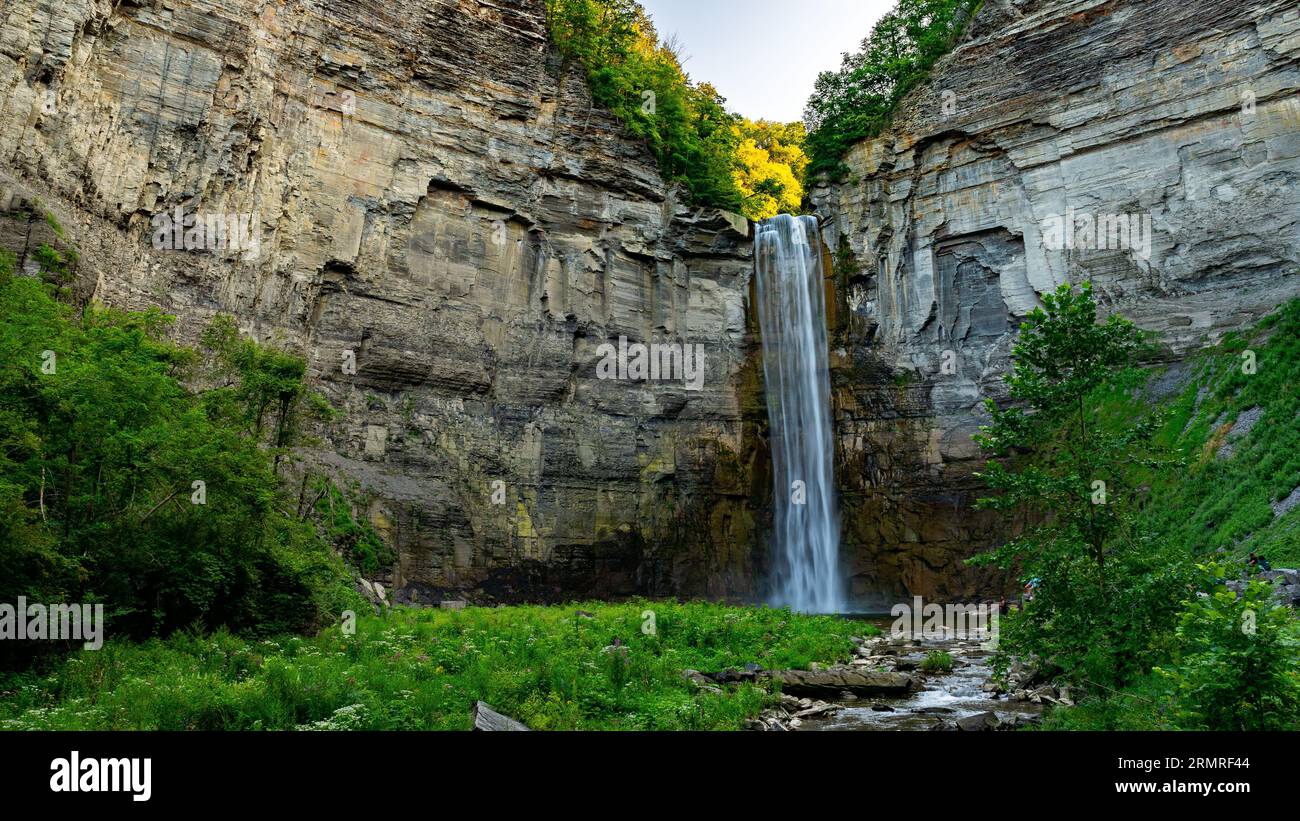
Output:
[[0, 602, 864, 730], [1131, 301, 1300, 567], [312, 481, 394, 577], [976, 286, 1300, 729], [545, 0, 742, 212], [544, 1, 810, 220], [0, 267, 361, 661], [803, 0, 983, 180]]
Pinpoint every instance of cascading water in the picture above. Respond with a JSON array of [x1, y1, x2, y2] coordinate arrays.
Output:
[[754, 214, 845, 614]]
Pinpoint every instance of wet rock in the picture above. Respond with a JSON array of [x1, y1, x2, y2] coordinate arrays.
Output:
[[956, 712, 1001, 732], [771, 669, 920, 699], [793, 701, 840, 719]]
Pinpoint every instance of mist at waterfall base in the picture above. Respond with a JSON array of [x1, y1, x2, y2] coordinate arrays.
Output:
[[754, 215, 846, 614]]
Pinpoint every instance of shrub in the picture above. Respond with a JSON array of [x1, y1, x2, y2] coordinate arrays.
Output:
[[920, 650, 953, 673], [0, 273, 362, 665], [1155, 563, 1300, 731]]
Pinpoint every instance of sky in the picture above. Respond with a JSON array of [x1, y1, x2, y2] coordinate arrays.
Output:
[[638, 0, 895, 123]]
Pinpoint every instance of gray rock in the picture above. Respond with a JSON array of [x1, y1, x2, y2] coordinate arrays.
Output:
[[0, 0, 760, 607], [472, 701, 530, 732], [771, 669, 920, 699], [812, 0, 1300, 604], [956, 711, 1001, 732]]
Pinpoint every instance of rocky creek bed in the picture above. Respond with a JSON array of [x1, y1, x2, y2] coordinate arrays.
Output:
[[690, 620, 1067, 732]]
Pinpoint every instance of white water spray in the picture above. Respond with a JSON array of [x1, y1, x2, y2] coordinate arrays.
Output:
[[754, 214, 845, 613]]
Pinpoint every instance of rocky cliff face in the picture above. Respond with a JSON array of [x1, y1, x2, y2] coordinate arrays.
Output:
[[6, 0, 1298, 610], [813, 0, 1300, 604], [0, 0, 767, 604]]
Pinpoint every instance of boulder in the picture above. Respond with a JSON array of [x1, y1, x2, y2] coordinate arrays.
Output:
[[770, 669, 920, 699], [956, 711, 1001, 732], [472, 701, 530, 732]]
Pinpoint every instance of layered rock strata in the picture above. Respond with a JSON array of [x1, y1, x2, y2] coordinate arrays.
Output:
[[813, 0, 1300, 603], [0, 0, 764, 603]]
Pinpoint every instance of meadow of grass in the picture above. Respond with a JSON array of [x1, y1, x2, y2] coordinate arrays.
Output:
[[0, 601, 871, 731]]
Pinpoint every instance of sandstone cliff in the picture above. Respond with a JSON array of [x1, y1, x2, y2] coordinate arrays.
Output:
[[0, 0, 766, 604], [813, 0, 1300, 604]]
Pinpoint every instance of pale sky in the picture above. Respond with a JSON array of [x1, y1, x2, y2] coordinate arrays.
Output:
[[638, 0, 895, 123]]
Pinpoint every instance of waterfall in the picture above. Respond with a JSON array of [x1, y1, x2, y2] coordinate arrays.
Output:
[[754, 214, 845, 614]]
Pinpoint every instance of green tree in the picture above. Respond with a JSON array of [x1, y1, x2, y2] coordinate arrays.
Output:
[[0, 269, 360, 663], [545, 0, 744, 212], [971, 282, 1188, 687]]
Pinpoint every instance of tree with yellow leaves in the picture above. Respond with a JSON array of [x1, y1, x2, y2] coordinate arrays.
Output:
[[733, 119, 809, 220]]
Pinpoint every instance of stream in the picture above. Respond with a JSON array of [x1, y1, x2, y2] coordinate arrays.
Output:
[[801, 617, 1045, 731]]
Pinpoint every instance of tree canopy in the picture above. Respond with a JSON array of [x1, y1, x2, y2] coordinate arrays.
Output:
[[804, 0, 982, 180], [545, 0, 807, 221]]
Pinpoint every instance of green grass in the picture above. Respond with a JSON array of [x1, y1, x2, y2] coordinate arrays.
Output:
[[920, 650, 953, 673], [0, 601, 871, 731], [1128, 299, 1300, 566], [1035, 673, 1178, 731]]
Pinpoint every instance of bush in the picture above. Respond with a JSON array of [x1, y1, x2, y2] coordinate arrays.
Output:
[[0, 273, 362, 664], [920, 650, 953, 673], [1155, 563, 1300, 731]]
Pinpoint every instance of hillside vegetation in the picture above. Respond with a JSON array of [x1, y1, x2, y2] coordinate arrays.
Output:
[[0, 249, 364, 666], [544, 0, 807, 220], [972, 284, 1300, 730], [804, 0, 983, 180]]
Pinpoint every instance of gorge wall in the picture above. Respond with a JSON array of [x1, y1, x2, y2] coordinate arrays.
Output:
[[814, 0, 1300, 604], [0, 0, 767, 604], [4, 0, 1298, 609]]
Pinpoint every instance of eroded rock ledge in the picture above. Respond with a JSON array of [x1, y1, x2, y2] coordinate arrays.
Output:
[[0, 0, 766, 603], [813, 0, 1300, 604]]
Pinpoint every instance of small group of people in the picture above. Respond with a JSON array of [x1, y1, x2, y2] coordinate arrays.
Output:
[[1248, 551, 1273, 572]]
